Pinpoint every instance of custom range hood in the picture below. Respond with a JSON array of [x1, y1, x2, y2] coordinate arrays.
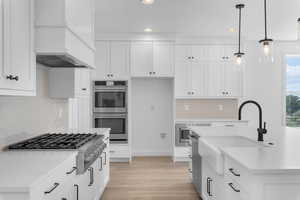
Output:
[[35, 0, 96, 68]]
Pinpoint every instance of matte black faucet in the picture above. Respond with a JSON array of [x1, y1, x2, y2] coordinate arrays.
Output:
[[238, 100, 267, 142]]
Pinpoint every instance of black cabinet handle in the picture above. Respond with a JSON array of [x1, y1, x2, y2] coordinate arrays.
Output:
[[99, 156, 103, 171], [44, 183, 59, 194], [228, 183, 240, 192], [229, 168, 240, 177], [74, 184, 79, 200], [81, 88, 87, 91], [6, 75, 18, 81], [207, 178, 213, 196], [66, 167, 77, 175], [104, 151, 107, 165], [88, 167, 94, 186]]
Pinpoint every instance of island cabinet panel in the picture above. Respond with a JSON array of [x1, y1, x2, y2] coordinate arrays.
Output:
[[224, 156, 300, 200]]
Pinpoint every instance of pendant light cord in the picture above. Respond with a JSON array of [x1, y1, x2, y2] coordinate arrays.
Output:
[[264, 0, 268, 39], [238, 6, 242, 53]]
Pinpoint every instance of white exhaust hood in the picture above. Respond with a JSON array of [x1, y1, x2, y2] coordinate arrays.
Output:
[[35, 0, 96, 69]]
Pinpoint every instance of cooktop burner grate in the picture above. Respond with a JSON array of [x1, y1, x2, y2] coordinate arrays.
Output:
[[7, 133, 99, 150]]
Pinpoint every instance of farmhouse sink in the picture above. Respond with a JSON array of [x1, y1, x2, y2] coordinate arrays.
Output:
[[198, 136, 269, 174]]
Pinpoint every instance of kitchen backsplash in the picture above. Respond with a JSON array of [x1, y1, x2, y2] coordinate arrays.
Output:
[[176, 99, 238, 119], [0, 64, 68, 149]]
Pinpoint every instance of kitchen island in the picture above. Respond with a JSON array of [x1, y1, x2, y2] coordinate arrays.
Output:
[[0, 128, 110, 200], [190, 126, 300, 200]]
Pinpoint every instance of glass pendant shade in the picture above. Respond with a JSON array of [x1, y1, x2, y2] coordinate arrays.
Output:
[[234, 4, 245, 66], [259, 0, 274, 63]]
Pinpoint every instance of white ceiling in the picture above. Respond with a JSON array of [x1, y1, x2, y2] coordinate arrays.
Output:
[[95, 0, 300, 40]]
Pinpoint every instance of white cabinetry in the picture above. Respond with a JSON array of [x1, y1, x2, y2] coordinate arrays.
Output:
[[131, 41, 174, 77], [94, 41, 130, 80], [0, 0, 35, 96], [202, 160, 224, 200], [175, 45, 243, 98], [35, 0, 95, 68], [48, 68, 91, 130]]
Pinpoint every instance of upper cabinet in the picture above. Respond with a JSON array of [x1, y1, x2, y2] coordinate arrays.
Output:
[[93, 41, 130, 80], [131, 41, 174, 77], [0, 0, 36, 96], [35, 0, 96, 68], [175, 45, 243, 98]]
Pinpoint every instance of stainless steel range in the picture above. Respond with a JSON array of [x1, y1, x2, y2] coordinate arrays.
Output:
[[6, 133, 106, 174]]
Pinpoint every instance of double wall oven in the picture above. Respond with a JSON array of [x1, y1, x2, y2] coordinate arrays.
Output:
[[93, 81, 128, 143]]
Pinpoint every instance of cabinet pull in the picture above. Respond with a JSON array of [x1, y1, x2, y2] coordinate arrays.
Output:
[[228, 183, 240, 192], [109, 150, 115, 153], [188, 168, 192, 173], [104, 151, 107, 165], [188, 154, 192, 159], [81, 88, 87, 91], [229, 168, 240, 177], [88, 167, 94, 186], [66, 167, 77, 175], [6, 75, 18, 81], [99, 156, 103, 171], [44, 183, 60, 194], [74, 184, 79, 200], [207, 177, 213, 196]]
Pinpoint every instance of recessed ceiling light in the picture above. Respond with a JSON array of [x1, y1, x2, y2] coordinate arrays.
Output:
[[141, 0, 155, 5], [144, 28, 153, 32]]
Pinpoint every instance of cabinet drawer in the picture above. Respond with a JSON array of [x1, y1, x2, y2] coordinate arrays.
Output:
[[224, 157, 252, 190], [31, 155, 76, 199], [109, 144, 130, 158], [224, 179, 249, 200]]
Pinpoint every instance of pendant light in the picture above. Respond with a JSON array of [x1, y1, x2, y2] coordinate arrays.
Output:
[[234, 4, 245, 65], [259, 0, 274, 61]]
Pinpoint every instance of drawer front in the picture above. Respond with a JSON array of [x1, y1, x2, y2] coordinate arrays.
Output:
[[224, 157, 250, 187], [110, 144, 130, 158], [30, 155, 76, 199], [224, 179, 249, 200]]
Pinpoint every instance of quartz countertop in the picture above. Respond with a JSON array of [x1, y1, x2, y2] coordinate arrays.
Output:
[[192, 126, 300, 174], [0, 128, 111, 192], [0, 151, 77, 192], [221, 127, 300, 174]]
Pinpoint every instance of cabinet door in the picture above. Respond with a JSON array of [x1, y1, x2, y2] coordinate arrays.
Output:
[[77, 168, 95, 200], [207, 63, 224, 97], [75, 68, 91, 96], [0, 0, 35, 93], [94, 41, 110, 79], [153, 42, 174, 77], [175, 61, 190, 97], [110, 41, 130, 79], [192, 45, 210, 62], [175, 45, 191, 62], [190, 62, 208, 97], [223, 63, 242, 97], [131, 41, 153, 77]]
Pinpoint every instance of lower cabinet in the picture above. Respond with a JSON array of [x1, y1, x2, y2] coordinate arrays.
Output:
[[202, 160, 220, 200]]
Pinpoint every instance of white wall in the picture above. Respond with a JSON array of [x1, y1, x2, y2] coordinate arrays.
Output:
[[242, 41, 299, 141], [131, 78, 173, 156], [0, 64, 68, 148]]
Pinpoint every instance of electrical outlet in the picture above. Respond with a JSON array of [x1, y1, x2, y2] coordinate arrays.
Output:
[[218, 104, 224, 111], [160, 133, 167, 139], [184, 105, 190, 111]]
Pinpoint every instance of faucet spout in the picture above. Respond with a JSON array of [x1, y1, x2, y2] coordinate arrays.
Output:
[[238, 100, 267, 141]]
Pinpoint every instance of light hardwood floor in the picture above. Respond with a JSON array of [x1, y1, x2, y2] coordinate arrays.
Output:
[[101, 157, 200, 200]]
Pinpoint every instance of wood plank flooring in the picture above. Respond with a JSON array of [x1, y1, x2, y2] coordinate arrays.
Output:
[[101, 157, 200, 200]]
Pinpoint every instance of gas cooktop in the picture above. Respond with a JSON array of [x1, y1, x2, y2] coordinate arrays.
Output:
[[6, 133, 101, 150]]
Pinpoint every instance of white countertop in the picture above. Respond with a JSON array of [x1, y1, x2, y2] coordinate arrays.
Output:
[[176, 118, 248, 123], [193, 126, 300, 174], [0, 151, 77, 192], [0, 128, 110, 192], [220, 128, 300, 174]]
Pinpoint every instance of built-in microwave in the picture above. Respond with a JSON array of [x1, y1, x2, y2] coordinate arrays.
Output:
[[93, 81, 127, 113], [94, 113, 128, 143]]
